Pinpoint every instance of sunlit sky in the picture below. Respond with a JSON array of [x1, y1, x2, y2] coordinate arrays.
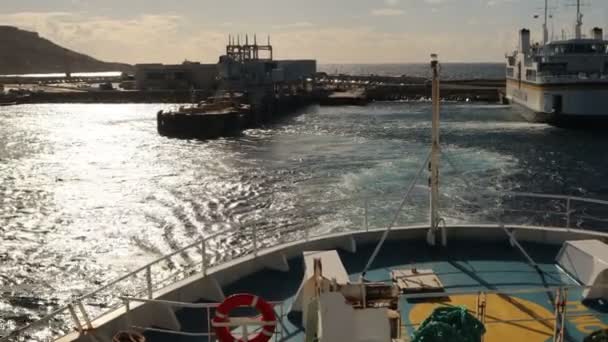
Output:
[[2, 0, 608, 64]]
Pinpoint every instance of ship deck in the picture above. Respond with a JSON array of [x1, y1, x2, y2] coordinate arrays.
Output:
[[141, 239, 608, 342]]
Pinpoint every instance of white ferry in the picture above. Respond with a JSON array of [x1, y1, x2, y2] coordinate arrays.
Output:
[[505, 0, 608, 125], [3, 56, 608, 342]]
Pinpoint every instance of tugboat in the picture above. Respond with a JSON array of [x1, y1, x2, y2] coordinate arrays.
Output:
[[505, 0, 608, 125], [4, 55, 608, 342]]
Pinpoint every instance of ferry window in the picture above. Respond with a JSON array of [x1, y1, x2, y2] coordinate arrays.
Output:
[[506, 68, 514, 77], [563, 44, 597, 54]]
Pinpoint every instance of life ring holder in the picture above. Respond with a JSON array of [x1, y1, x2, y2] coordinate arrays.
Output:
[[212, 293, 277, 342]]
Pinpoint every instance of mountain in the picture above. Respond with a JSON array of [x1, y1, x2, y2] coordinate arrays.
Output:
[[0, 26, 132, 75]]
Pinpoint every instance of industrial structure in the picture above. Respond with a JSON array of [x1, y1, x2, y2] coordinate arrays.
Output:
[[136, 35, 316, 92]]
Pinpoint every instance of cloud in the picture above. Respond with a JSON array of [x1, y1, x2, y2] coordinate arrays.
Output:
[[370, 8, 405, 16], [385, 0, 400, 6], [0, 11, 515, 63], [268, 26, 515, 63], [272, 22, 314, 29], [0, 12, 227, 64]]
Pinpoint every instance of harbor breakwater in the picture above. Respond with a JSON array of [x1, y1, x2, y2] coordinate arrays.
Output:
[[2, 78, 505, 105]]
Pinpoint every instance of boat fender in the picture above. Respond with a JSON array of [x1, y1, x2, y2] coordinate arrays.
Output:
[[212, 293, 276, 342]]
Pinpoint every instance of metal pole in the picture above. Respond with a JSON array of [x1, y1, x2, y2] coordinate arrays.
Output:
[[364, 197, 369, 232], [543, 0, 549, 44], [146, 266, 153, 299], [575, 0, 582, 39], [201, 239, 207, 275], [124, 298, 132, 329], [253, 224, 258, 257], [68, 304, 83, 334], [207, 307, 211, 340], [430, 54, 441, 233], [76, 300, 93, 330], [566, 197, 571, 228]]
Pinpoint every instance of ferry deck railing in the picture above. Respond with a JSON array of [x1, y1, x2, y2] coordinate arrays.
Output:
[[2, 191, 608, 341], [120, 296, 286, 342]]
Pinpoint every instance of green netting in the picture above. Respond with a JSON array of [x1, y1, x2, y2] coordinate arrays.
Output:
[[585, 329, 608, 342], [412, 306, 486, 342]]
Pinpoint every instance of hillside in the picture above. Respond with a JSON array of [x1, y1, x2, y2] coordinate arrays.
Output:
[[0, 26, 132, 75]]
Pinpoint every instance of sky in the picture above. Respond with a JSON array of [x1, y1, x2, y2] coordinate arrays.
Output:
[[1, 0, 607, 64]]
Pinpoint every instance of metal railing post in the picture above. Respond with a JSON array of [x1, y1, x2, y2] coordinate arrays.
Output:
[[67, 304, 83, 334], [566, 197, 572, 228], [76, 300, 93, 330], [124, 298, 132, 328], [253, 224, 258, 257], [201, 239, 207, 275], [280, 303, 285, 341], [364, 197, 369, 232], [146, 266, 153, 299], [207, 307, 212, 339]]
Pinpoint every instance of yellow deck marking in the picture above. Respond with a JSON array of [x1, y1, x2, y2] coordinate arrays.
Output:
[[565, 301, 608, 334], [409, 294, 554, 342]]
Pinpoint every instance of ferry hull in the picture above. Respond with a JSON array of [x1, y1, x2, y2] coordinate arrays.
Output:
[[506, 79, 608, 126]]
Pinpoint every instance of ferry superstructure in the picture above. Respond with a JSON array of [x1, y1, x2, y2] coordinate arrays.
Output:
[[505, 0, 608, 124], [3, 56, 608, 342]]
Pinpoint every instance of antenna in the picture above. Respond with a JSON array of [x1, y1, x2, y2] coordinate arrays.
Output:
[[543, 0, 548, 44], [254, 34, 257, 45], [534, 0, 556, 44], [565, 0, 589, 39], [576, 0, 582, 39]]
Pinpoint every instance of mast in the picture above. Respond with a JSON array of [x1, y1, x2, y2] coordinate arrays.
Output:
[[430, 54, 440, 233], [543, 0, 549, 44], [575, 0, 582, 39]]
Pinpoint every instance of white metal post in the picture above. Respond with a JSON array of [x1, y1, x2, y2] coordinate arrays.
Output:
[[76, 300, 93, 330], [253, 224, 258, 257], [430, 54, 441, 234], [364, 197, 369, 231], [201, 239, 207, 275], [124, 298, 132, 328], [566, 197, 571, 228], [207, 307, 212, 339], [146, 266, 153, 299], [67, 304, 83, 334]]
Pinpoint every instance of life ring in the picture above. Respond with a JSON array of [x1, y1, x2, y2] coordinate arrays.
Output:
[[212, 293, 276, 342]]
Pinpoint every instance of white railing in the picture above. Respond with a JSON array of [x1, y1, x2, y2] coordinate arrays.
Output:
[[536, 73, 608, 84], [2, 191, 608, 342], [121, 297, 287, 342]]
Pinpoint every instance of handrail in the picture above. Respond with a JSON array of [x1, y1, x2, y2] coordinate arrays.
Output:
[[3, 190, 608, 342], [122, 296, 285, 341]]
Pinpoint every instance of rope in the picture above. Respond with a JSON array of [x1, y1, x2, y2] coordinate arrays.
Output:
[[361, 150, 431, 279], [412, 306, 485, 342]]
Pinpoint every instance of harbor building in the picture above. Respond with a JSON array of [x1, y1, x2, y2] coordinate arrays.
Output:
[[134, 61, 218, 90]]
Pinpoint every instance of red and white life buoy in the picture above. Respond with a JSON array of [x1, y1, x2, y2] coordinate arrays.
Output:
[[212, 293, 276, 342]]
